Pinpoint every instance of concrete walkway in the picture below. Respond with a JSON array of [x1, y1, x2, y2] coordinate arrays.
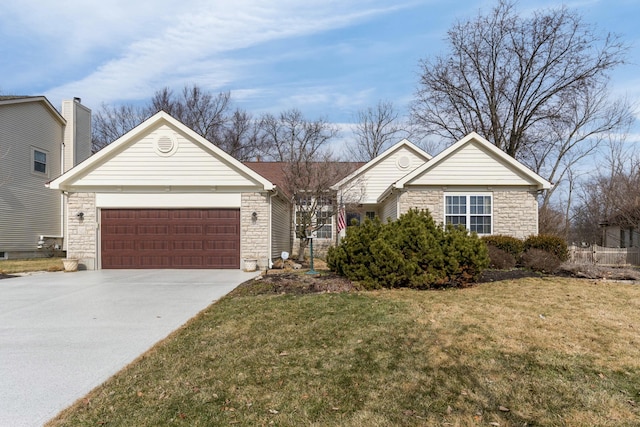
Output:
[[0, 269, 257, 427]]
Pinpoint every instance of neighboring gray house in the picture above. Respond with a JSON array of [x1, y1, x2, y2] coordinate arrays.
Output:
[[599, 208, 640, 248], [0, 96, 91, 259]]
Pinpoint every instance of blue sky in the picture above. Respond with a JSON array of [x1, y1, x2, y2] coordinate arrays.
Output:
[[1, 0, 639, 146]]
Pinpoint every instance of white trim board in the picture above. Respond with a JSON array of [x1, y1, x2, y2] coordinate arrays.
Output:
[[96, 193, 241, 208]]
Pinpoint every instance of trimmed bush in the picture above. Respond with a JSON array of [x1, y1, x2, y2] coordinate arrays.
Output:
[[327, 209, 489, 289], [524, 234, 568, 262], [486, 245, 517, 269], [521, 248, 562, 273], [481, 235, 524, 258]]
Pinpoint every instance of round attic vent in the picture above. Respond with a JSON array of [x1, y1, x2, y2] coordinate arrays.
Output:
[[154, 134, 177, 156], [397, 155, 411, 170]]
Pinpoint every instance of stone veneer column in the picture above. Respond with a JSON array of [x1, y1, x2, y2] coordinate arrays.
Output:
[[492, 190, 539, 238], [66, 192, 97, 270], [398, 189, 445, 223], [241, 192, 270, 269]]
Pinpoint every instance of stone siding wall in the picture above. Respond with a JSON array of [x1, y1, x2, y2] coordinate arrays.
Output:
[[493, 190, 538, 238], [241, 192, 270, 270], [67, 192, 97, 270], [399, 188, 539, 238], [398, 189, 444, 223]]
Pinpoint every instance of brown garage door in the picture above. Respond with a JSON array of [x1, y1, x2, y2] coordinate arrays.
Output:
[[101, 209, 240, 269]]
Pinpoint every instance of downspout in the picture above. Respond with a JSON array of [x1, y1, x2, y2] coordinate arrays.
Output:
[[267, 191, 273, 270], [60, 136, 66, 250]]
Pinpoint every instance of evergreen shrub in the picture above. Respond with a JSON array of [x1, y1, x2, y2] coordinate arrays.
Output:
[[326, 209, 489, 289]]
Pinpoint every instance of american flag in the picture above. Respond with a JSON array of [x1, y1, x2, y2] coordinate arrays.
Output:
[[337, 205, 346, 233]]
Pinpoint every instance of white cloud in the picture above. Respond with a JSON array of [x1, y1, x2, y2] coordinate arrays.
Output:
[[34, 1, 412, 109]]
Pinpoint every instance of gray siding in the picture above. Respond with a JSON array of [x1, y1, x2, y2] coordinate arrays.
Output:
[[271, 194, 292, 259], [0, 101, 64, 255], [62, 99, 92, 173]]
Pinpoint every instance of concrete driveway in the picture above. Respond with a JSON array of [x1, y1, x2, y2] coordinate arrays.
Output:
[[0, 269, 257, 427]]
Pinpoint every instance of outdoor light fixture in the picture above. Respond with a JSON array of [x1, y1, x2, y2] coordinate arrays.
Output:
[[76, 212, 84, 220], [251, 211, 258, 221]]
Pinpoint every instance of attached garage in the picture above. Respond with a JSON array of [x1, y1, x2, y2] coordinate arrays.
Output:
[[101, 209, 240, 269], [48, 111, 291, 271]]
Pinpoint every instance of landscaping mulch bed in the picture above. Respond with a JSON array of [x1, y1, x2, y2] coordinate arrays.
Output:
[[233, 267, 552, 297], [229, 271, 358, 297]]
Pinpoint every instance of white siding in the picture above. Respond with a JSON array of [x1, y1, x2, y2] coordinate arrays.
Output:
[[0, 101, 64, 254], [380, 193, 398, 223], [410, 140, 533, 186], [271, 194, 292, 259], [73, 124, 258, 187], [342, 146, 428, 204]]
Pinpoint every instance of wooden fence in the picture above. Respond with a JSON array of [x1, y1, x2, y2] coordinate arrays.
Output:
[[568, 244, 640, 266]]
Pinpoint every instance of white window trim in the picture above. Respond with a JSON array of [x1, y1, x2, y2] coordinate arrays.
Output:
[[31, 147, 49, 177], [443, 192, 493, 235]]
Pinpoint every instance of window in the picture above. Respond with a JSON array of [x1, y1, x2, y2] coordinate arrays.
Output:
[[295, 209, 332, 239], [33, 149, 47, 174], [445, 194, 492, 234], [365, 211, 376, 220], [315, 210, 332, 239], [347, 212, 361, 226]]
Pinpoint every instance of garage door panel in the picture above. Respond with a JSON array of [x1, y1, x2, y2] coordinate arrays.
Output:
[[172, 210, 206, 220], [205, 240, 238, 250], [137, 225, 170, 235], [205, 224, 238, 235], [103, 224, 136, 235], [103, 241, 136, 251], [173, 225, 204, 235], [101, 209, 240, 269], [137, 241, 170, 251], [173, 241, 204, 250], [138, 210, 170, 219]]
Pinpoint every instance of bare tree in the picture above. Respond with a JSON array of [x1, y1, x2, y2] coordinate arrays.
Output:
[[572, 136, 640, 244], [260, 109, 343, 260], [146, 85, 231, 144], [92, 103, 148, 152], [92, 84, 233, 153], [349, 100, 407, 161], [219, 109, 264, 161], [411, 0, 632, 208]]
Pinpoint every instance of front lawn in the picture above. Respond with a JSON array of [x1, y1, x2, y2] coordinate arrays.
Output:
[[48, 277, 640, 426], [0, 257, 64, 274]]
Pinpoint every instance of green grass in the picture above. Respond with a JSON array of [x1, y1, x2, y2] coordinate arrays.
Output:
[[48, 277, 640, 426], [0, 257, 64, 274]]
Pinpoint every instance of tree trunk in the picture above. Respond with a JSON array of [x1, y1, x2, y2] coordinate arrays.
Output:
[[297, 238, 308, 262]]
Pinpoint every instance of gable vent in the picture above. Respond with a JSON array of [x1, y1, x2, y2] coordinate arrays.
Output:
[[154, 134, 178, 156], [157, 136, 174, 153], [397, 155, 411, 170]]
